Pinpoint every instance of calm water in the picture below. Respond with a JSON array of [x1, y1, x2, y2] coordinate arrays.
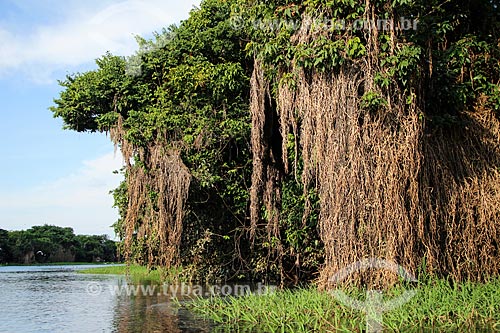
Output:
[[0, 265, 213, 333]]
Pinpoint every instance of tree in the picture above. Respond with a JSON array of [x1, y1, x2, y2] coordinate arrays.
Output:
[[9, 230, 35, 263], [51, 0, 500, 285], [51, 0, 255, 281], [75, 235, 117, 262], [0, 229, 11, 263], [3, 226, 117, 264]]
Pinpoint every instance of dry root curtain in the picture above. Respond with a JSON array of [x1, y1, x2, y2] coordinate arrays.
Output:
[[113, 52, 500, 285], [250, 27, 500, 286], [111, 116, 191, 269]]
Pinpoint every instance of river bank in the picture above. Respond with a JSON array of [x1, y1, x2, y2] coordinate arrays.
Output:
[[188, 277, 500, 332], [78, 265, 500, 331]]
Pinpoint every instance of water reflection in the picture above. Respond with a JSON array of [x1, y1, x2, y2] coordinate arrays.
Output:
[[109, 281, 269, 332], [111, 291, 213, 333], [0, 266, 116, 332], [0, 265, 214, 333]]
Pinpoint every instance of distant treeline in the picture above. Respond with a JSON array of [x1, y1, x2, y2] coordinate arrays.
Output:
[[0, 225, 117, 264]]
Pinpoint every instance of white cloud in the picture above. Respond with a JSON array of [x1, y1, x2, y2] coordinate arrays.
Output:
[[0, 0, 201, 82], [0, 152, 124, 238]]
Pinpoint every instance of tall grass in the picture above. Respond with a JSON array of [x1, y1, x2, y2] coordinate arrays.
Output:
[[188, 278, 500, 332], [78, 265, 179, 284]]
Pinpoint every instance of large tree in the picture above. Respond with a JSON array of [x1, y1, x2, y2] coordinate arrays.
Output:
[[52, 0, 500, 285], [52, 0, 256, 281]]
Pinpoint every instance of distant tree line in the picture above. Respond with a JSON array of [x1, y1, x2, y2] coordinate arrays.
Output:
[[0, 225, 117, 264]]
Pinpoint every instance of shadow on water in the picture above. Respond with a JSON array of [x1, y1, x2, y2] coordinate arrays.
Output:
[[109, 280, 271, 333], [111, 291, 214, 333]]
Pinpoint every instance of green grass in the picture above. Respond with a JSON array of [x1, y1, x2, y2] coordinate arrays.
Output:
[[187, 278, 500, 332], [49, 262, 111, 265], [78, 264, 178, 284]]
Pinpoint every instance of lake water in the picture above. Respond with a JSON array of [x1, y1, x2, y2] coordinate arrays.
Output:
[[0, 265, 214, 333]]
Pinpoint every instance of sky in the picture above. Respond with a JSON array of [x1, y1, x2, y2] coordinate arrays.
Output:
[[0, 0, 201, 238]]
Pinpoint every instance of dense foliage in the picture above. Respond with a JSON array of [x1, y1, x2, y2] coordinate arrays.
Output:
[[52, 0, 256, 281], [51, 0, 499, 284], [0, 225, 117, 264]]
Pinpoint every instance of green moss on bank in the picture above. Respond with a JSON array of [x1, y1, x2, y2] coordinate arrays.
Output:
[[188, 278, 500, 332]]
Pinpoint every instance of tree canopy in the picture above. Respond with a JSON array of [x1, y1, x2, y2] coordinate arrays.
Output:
[[0, 225, 117, 264]]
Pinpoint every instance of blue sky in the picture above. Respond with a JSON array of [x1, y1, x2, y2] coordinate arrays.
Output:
[[0, 0, 201, 238]]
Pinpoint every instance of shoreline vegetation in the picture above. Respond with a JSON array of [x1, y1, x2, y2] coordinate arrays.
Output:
[[78, 266, 500, 331], [78, 265, 165, 284], [188, 277, 500, 332]]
